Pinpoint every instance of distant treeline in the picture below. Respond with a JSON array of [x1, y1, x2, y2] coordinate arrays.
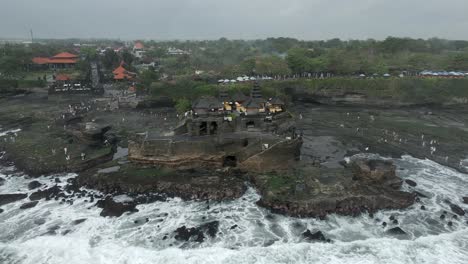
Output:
[[138, 37, 468, 76], [2, 36, 468, 82]]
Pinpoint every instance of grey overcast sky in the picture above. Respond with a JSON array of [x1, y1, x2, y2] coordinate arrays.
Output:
[[1, 0, 468, 40]]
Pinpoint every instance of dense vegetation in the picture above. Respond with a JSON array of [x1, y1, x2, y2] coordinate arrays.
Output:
[[1, 37, 468, 103], [140, 37, 468, 76], [2, 37, 468, 79]]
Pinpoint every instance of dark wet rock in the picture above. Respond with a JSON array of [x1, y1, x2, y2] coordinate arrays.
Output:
[[174, 221, 219, 243], [162, 235, 168, 240], [0, 208, 3, 213], [200, 221, 219, 238], [440, 214, 446, 220], [351, 159, 402, 189], [28, 180, 42, 190], [43, 225, 61, 236], [263, 240, 277, 247], [230, 224, 238, 230], [448, 221, 453, 227], [34, 218, 46, 225], [72, 218, 87, 225], [386, 227, 407, 235], [0, 193, 28, 206], [174, 226, 205, 242], [96, 197, 138, 217], [463, 197, 468, 204], [405, 179, 417, 187], [62, 230, 72, 235], [54, 178, 61, 183], [420, 205, 426, 210], [77, 167, 245, 202], [414, 191, 429, 198], [19, 201, 39, 209], [393, 219, 399, 225], [389, 215, 396, 221], [256, 158, 415, 219], [302, 230, 328, 242], [453, 215, 458, 219], [426, 218, 439, 225], [292, 221, 306, 230], [382, 222, 387, 227], [450, 204, 465, 216], [0, 177, 5, 186], [29, 186, 61, 201]]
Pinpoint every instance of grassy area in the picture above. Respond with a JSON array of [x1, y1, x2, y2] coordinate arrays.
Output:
[[280, 78, 468, 104], [149, 78, 468, 105]]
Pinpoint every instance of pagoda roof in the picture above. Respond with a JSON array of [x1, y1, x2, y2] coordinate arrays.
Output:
[[192, 96, 223, 109], [113, 62, 136, 80], [232, 91, 248, 102], [270, 97, 285, 105], [244, 97, 265, 108], [32, 57, 50, 65]]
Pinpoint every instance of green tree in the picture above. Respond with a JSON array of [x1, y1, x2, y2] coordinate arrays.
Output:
[[101, 49, 119, 69], [175, 98, 191, 114], [121, 49, 134, 66]]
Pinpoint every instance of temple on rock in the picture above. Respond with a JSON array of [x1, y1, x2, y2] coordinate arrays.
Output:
[[128, 82, 301, 172]]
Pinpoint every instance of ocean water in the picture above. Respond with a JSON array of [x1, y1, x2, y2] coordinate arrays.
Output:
[[0, 156, 467, 264]]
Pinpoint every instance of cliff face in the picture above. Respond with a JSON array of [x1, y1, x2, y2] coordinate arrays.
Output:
[[128, 136, 303, 173]]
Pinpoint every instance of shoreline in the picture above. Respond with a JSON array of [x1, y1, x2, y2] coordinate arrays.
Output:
[[2, 92, 468, 218]]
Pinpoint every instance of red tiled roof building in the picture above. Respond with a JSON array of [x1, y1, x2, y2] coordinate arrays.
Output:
[[32, 52, 79, 69], [113, 62, 136, 81]]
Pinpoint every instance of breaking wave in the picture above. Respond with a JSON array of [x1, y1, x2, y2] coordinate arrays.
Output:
[[0, 156, 467, 264]]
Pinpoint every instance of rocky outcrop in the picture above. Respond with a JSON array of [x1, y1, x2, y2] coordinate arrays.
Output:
[[70, 122, 112, 147], [450, 204, 465, 216], [174, 221, 219, 243], [77, 165, 246, 202], [462, 197, 468, 205], [19, 201, 39, 209], [0, 193, 28, 206], [350, 159, 402, 189], [0, 177, 5, 186], [302, 230, 329, 242], [405, 179, 417, 187], [29, 186, 62, 201], [174, 226, 205, 242], [72, 219, 87, 225], [28, 180, 42, 190], [386, 227, 407, 235], [255, 159, 415, 218], [96, 197, 138, 217], [257, 191, 415, 218]]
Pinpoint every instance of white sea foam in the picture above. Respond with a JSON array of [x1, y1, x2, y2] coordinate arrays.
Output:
[[0, 156, 467, 264], [0, 128, 21, 137]]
